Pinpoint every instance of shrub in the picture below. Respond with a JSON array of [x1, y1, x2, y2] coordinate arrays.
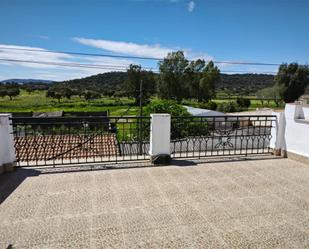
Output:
[[236, 97, 251, 109], [198, 101, 218, 111], [217, 101, 241, 113], [144, 99, 190, 117], [144, 99, 210, 140]]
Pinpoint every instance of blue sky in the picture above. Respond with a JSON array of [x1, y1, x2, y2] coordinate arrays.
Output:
[[0, 0, 308, 81]]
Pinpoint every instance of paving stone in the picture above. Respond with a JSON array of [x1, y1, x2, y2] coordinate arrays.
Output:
[[185, 224, 228, 249], [154, 225, 195, 249], [144, 205, 180, 228], [123, 229, 160, 249], [120, 208, 154, 232], [18, 217, 61, 247], [220, 198, 255, 219], [171, 203, 206, 225], [92, 228, 125, 249], [92, 212, 122, 234]]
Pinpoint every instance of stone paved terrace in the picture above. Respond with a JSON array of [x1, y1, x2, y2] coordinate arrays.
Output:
[[0, 158, 309, 249]]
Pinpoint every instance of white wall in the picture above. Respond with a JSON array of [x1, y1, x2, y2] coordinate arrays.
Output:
[[271, 104, 309, 158], [0, 114, 16, 170]]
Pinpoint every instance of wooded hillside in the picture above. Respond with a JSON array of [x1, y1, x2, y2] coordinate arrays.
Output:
[[55, 72, 275, 95]]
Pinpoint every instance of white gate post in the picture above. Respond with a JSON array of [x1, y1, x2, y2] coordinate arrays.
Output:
[[270, 112, 286, 157], [0, 114, 16, 174], [149, 114, 171, 164]]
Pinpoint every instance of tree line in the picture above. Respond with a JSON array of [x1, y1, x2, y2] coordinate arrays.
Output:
[[256, 63, 309, 106], [124, 51, 309, 106], [0, 51, 308, 106], [125, 51, 220, 104]]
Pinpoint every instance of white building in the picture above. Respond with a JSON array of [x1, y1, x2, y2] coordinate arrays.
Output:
[[184, 106, 225, 116]]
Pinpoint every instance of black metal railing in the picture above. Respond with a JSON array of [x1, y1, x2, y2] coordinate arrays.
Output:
[[170, 115, 276, 158], [11, 114, 277, 166], [11, 116, 151, 166]]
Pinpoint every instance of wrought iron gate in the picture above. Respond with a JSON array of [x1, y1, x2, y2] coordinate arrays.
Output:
[[11, 116, 150, 166], [170, 115, 276, 158]]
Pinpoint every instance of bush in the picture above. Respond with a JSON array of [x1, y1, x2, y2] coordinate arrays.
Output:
[[144, 99, 211, 140], [217, 101, 241, 113], [0, 84, 20, 100], [144, 99, 190, 117], [83, 90, 101, 101], [198, 101, 218, 110], [236, 97, 251, 109]]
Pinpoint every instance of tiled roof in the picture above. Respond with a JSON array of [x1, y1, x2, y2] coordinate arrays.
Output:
[[14, 134, 119, 161]]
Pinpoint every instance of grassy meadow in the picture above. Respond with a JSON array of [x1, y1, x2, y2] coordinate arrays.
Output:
[[0, 90, 282, 116], [0, 90, 139, 116]]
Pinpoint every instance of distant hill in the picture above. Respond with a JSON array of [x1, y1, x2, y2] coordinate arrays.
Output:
[[55, 72, 127, 92], [55, 71, 275, 95], [219, 73, 275, 94], [1, 79, 54, 84]]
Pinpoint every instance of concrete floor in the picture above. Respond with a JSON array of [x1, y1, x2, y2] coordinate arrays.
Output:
[[0, 158, 309, 249]]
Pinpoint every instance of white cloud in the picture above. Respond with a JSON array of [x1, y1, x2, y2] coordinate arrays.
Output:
[[0, 44, 72, 69], [187, 1, 195, 12], [0, 41, 215, 81], [73, 37, 213, 62], [184, 50, 213, 62], [0, 43, 137, 81], [84, 56, 134, 68], [73, 37, 173, 58]]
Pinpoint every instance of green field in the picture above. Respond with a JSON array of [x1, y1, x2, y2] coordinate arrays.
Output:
[[0, 90, 283, 115], [214, 99, 282, 110], [183, 98, 283, 110], [0, 90, 139, 116]]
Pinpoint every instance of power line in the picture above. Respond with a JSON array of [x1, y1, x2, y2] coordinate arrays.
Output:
[[0, 58, 159, 72], [0, 46, 282, 66], [0, 47, 163, 61], [220, 70, 276, 74], [0, 58, 277, 74]]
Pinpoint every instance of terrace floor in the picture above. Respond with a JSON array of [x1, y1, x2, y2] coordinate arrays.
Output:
[[0, 158, 309, 248]]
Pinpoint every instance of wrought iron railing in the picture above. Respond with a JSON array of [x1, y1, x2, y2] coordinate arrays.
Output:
[[11, 116, 150, 166], [11, 114, 277, 166], [170, 115, 276, 158]]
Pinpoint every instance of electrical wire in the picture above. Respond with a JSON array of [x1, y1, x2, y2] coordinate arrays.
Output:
[[0, 46, 282, 66]]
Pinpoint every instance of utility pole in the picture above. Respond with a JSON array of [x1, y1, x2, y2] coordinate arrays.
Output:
[[139, 79, 143, 117], [138, 79, 143, 155]]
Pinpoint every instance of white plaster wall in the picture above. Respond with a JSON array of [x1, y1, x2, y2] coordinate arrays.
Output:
[[272, 104, 309, 158], [302, 105, 309, 118], [0, 114, 16, 166], [270, 112, 284, 149], [149, 114, 171, 156]]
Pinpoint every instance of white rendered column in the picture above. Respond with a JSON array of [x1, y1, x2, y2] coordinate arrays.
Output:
[[0, 114, 16, 173], [149, 114, 171, 164]]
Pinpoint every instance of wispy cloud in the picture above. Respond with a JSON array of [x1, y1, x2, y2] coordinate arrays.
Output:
[[0, 44, 72, 69], [73, 37, 173, 58], [187, 1, 195, 12], [73, 37, 213, 62], [38, 35, 49, 40], [0, 43, 138, 81]]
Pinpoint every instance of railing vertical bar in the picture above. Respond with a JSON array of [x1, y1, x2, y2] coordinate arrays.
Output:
[[211, 117, 215, 157], [234, 117, 238, 155]]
